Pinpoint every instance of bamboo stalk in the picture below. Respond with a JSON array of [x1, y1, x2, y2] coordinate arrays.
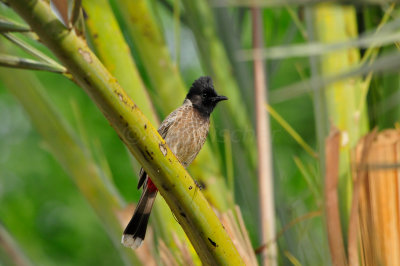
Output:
[[8, 1, 243, 264], [313, 3, 369, 147], [83, 0, 158, 125], [251, 7, 276, 266], [312, 3, 369, 250], [113, 0, 187, 114], [84, 1, 199, 261]]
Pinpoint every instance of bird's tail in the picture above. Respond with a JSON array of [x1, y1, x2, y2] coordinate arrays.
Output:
[[121, 179, 158, 249]]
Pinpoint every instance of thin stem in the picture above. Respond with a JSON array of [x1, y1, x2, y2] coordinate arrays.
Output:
[[266, 104, 318, 158], [2, 32, 64, 68], [252, 7, 276, 266], [237, 29, 400, 60], [70, 0, 82, 26], [0, 16, 30, 32], [0, 53, 66, 73], [212, 0, 392, 7], [324, 128, 347, 266], [173, 0, 181, 68]]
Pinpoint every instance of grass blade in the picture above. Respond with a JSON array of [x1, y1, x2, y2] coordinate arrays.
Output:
[[0, 53, 65, 73], [267, 104, 317, 158], [0, 16, 29, 32], [2, 32, 64, 68]]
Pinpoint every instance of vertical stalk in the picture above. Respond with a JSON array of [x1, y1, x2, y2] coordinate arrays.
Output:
[[252, 8, 276, 266], [305, 6, 328, 175], [305, 5, 331, 262], [312, 3, 369, 264], [325, 128, 348, 266]]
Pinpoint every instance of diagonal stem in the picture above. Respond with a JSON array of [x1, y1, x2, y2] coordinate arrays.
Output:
[[8, 0, 244, 264]]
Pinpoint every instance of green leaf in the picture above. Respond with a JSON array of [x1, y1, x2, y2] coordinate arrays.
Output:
[[0, 53, 65, 73]]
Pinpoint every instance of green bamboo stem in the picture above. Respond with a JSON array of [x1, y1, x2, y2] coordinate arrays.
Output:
[[84, 0, 157, 125], [0, 69, 139, 265], [83, 1, 197, 261], [313, 3, 369, 153], [312, 3, 369, 262], [113, 0, 234, 212], [9, 0, 244, 264], [113, 0, 187, 114]]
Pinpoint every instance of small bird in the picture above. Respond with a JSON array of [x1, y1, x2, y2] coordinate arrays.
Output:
[[121, 76, 227, 249]]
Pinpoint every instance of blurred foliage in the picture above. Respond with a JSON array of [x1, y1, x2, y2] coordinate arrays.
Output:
[[1, 0, 400, 265]]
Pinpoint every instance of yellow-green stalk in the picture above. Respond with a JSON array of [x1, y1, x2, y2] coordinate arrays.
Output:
[[8, 0, 244, 264], [83, 1, 199, 262], [312, 0, 369, 242]]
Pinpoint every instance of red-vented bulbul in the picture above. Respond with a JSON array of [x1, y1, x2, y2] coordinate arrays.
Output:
[[121, 76, 228, 249]]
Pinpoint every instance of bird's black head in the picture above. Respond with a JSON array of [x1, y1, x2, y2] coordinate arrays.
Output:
[[185, 76, 228, 117]]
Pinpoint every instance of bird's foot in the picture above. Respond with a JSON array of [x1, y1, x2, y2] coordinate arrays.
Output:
[[194, 180, 203, 190]]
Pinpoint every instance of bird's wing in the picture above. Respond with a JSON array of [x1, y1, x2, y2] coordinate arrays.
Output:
[[157, 108, 180, 138], [137, 107, 181, 189]]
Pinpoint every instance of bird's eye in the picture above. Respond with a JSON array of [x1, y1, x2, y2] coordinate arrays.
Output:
[[202, 92, 208, 98]]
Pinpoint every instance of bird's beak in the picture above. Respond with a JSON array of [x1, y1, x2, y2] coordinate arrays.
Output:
[[213, 95, 228, 102]]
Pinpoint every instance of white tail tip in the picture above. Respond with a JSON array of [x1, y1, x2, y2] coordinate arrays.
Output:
[[121, 234, 143, 249]]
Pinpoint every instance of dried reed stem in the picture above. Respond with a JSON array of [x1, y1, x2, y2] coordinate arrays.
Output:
[[355, 130, 400, 266], [325, 127, 347, 266], [348, 129, 377, 266], [251, 7, 276, 266]]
